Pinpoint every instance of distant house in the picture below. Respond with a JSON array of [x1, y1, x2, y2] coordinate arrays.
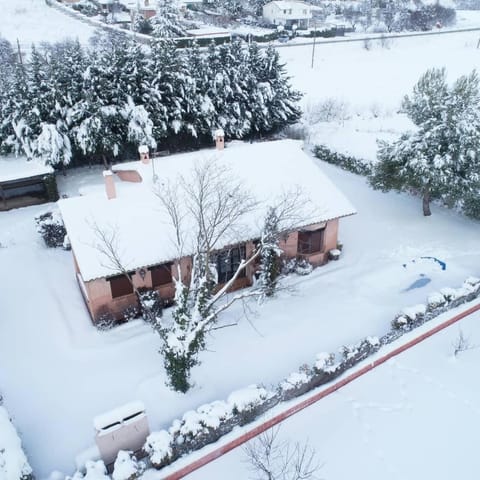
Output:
[[58, 139, 356, 323], [262, 0, 313, 29], [118, 0, 157, 19], [0, 157, 58, 211]]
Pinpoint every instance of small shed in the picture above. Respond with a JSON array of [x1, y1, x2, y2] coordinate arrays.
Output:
[[0, 157, 58, 211]]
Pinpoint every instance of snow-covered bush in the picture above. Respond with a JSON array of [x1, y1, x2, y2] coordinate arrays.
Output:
[[35, 210, 67, 248], [228, 385, 273, 425], [83, 460, 110, 480], [169, 400, 234, 453], [314, 352, 336, 373], [312, 144, 372, 176], [112, 451, 139, 480], [340, 337, 381, 367], [304, 98, 350, 124], [144, 431, 173, 469], [0, 406, 33, 480], [138, 289, 163, 323], [427, 291, 447, 310], [281, 258, 313, 276], [95, 311, 117, 331], [392, 304, 426, 329], [122, 305, 139, 322]]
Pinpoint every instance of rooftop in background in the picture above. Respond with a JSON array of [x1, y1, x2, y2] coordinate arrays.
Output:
[[0, 156, 53, 183], [58, 140, 356, 282], [185, 27, 231, 38]]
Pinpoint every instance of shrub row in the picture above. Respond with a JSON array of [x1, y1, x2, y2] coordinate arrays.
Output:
[[312, 144, 373, 176], [138, 276, 480, 473]]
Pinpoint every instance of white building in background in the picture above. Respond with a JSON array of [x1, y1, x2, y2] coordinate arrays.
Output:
[[262, 0, 313, 29], [119, 0, 157, 19]]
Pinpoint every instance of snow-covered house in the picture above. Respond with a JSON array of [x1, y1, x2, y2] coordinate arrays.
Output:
[[118, 0, 157, 19], [58, 140, 355, 323], [262, 0, 313, 29], [0, 156, 57, 211]]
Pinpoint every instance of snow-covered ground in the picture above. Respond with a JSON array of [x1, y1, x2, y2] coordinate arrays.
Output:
[[186, 308, 480, 480], [2, 8, 480, 480], [0, 0, 95, 48], [2, 148, 480, 478], [280, 28, 480, 158]]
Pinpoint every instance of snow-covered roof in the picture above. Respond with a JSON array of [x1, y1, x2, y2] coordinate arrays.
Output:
[[118, 0, 156, 11], [185, 27, 231, 38], [0, 156, 53, 183], [58, 140, 356, 282]]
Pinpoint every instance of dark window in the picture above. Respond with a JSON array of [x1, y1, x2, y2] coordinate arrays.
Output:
[[109, 274, 133, 298], [216, 245, 247, 284], [297, 228, 324, 254], [150, 263, 173, 287]]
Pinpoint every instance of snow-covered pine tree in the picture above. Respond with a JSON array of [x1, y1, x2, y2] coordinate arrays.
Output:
[[245, 44, 302, 137], [370, 68, 480, 216], [210, 40, 250, 139], [257, 206, 282, 298], [151, 0, 186, 38], [74, 33, 129, 163]]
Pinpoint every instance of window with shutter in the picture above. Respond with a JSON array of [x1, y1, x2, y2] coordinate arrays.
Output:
[[297, 228, 325, 254], [109, 274, 134, 298], [150, 263, 173, 287]]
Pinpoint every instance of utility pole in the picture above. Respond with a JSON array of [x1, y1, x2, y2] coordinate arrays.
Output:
[[310, 19, 316, 69]]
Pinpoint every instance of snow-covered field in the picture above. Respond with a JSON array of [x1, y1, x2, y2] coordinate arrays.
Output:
[[280, 28, 480, 159], [186, 308, 480, 480], [0, 0, 95, 47], [2, 6, 480, 480]]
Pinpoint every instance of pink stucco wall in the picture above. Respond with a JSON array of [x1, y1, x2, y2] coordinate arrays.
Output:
[[78, 220, 341, 323]]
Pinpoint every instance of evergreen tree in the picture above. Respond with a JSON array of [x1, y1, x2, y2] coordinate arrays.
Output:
[[370, 68, 480, 216], [151, 0, 186, 38], [257, 207, 282, 298]]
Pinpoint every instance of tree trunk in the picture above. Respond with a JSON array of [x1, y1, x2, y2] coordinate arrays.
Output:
[[422, 187, 431, 216]]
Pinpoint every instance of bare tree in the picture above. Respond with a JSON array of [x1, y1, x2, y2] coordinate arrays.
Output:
[[452, 329, 477, 357], [155, 161, 309, 392], [243, 427, 322, 480], [92, 160, 310, 392]]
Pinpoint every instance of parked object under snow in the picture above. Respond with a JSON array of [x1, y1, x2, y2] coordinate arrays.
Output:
[[94, 402, 149, 469]]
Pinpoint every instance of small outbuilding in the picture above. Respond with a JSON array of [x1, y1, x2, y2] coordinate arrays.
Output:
[[0, 157, 58, 211]]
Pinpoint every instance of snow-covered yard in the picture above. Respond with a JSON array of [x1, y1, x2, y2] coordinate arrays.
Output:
[[2, 9, 480, 480], [186, 306, 480, 480], [1, 150, 480, 478]]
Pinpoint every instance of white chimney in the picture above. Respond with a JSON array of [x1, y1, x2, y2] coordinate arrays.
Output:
[[214, 128, 225, 151], [138, 145, 150, 164], [103, 170, 116, 200]]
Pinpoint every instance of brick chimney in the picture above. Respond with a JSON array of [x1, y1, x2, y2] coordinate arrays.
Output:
[[138, 145, 150, 164], [214, 128, 225, 151], [103, 170, 116, 200]]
